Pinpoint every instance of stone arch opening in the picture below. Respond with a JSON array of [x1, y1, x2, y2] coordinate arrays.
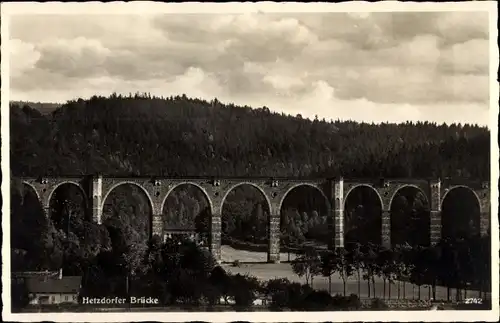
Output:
[[390, 186, 430, 248], [221, 183, 271, 263], [101, 182, 153, 242], [343, 185, 383, 249], [48, 182, 88, 234], [441, 186, 481, 241], [279, 184, 330, 262], [20, 181, 41, 203], [11, 182, 48, 271], [161, 183, 211, 246], [46, 181, 89, 210]]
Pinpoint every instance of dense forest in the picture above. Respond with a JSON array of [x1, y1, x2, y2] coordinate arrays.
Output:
[[9, 94, 490, 308], [11, 93, 489, 179]]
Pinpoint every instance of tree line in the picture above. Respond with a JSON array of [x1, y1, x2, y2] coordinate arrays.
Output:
[[292, 239, 491, 304]]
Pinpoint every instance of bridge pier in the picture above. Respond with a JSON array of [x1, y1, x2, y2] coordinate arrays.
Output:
[[430, 210, 441, 245], [210, 212, 222, 263], [480, 211, 490, 236], [91, 175, 103, 224], [430, 179, 441, 245], [268, 214, 280, 263], [333, 179, 344, 249], [152, 213, 163, 238], [43, 207, 50, 221], [478, 182, 491, 237], [381, 210, 391, 248]]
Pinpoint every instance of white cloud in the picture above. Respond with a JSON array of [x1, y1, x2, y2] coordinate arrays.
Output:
[[439, 39, 489, 74], [9, 39, 41, 77], [7, 11, 492, 125], [35, 37, 111, 77]]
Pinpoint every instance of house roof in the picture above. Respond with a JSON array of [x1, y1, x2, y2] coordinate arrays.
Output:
[[26, 276, 82, 294], [12, 271, 60, 278]]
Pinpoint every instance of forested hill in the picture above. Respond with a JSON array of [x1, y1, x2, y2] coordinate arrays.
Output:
[[10, 94, 490, 179], [10, 101, 62, 115]]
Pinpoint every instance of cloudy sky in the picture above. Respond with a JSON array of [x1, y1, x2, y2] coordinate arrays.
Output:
[[8, 9, 492, 125]]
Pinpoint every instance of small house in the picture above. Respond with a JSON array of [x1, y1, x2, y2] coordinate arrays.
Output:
[[25, 270, 82, 305]]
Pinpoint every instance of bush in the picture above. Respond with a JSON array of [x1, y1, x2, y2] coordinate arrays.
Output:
[[210, 266, 231, 302], [370, 298, 388, 310], [288, 283, 313, 310], [11, 281, 31, 311], [266, 278, 291, 310], [202, 282, 222, 306], [302, 290, 333, 311], [265, 279, 315, 311], [231, 274, 259, 310], [326, 293, 361, 310], [347, 293, 362, 309]]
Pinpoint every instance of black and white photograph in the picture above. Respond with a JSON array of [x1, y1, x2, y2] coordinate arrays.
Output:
[[1, 1, 498, 322]]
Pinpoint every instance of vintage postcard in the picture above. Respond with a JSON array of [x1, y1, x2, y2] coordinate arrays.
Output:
[[1, 1, 498, 322]]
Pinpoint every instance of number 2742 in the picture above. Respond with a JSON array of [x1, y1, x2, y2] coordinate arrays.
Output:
[[465, 298, 482, 304]]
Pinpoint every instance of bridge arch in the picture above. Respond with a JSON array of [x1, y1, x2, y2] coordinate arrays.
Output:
[[343, 184, 383, 210], [441, 185, 481, 212], [387, 184, 429, 211], [45, 181, 89, 210], [343, 183, 384, 247], [21, 181, 41, 203], [220, 181, 273, 262], [101, 181, 154, 216], [277, 183, 330, 213], [441, 185, 481, 240], [221, 182, 272, 215], [161, 182, 214, 215], [388, 184, 430, 247]]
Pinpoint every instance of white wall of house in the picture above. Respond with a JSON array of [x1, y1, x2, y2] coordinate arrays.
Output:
[[29, 293, 78, 305]]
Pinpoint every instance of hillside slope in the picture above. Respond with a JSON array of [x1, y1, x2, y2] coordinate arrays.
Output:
[[10, 94, 490, 179], [10, 101, 62, 115]]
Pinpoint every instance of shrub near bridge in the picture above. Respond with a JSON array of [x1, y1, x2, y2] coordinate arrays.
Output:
[[265, 277, 360, 311]]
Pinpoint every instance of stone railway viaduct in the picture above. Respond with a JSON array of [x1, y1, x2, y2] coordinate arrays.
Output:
[[18, 175, 490, 263]]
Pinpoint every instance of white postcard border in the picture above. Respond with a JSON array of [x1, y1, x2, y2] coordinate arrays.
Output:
[[1, 1, 498, 322]]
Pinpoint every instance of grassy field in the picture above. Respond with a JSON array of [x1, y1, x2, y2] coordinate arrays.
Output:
[[221, 246, 487, 301], [221, 244, 298, 262]]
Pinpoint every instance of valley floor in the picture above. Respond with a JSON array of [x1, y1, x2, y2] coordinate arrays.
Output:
[[221, 245, 487, 301]]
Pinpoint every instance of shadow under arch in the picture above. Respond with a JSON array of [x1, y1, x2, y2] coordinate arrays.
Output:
[[101, 181, 154, 215], [343, 184, 383, 211], [279, 184, 330, 261], [343, 184, 383, 248], [11, 183, 47, 271], [441, 186, 481, 241], [101, 182, 154, 239], [390, 185, 430, 248], [161, 182, 214, 215], [220, 182, 272, 215], [220, 183, 271, 263], [20, 181, 41, 204], [46, 181, 89, 210], [48, 182, 89, 233], [161, 183, 212, 244], [277, 183, 330, 213]]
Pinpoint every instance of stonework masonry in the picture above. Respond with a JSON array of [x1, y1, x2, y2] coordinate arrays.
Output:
[[20, 176, 490, 263]]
